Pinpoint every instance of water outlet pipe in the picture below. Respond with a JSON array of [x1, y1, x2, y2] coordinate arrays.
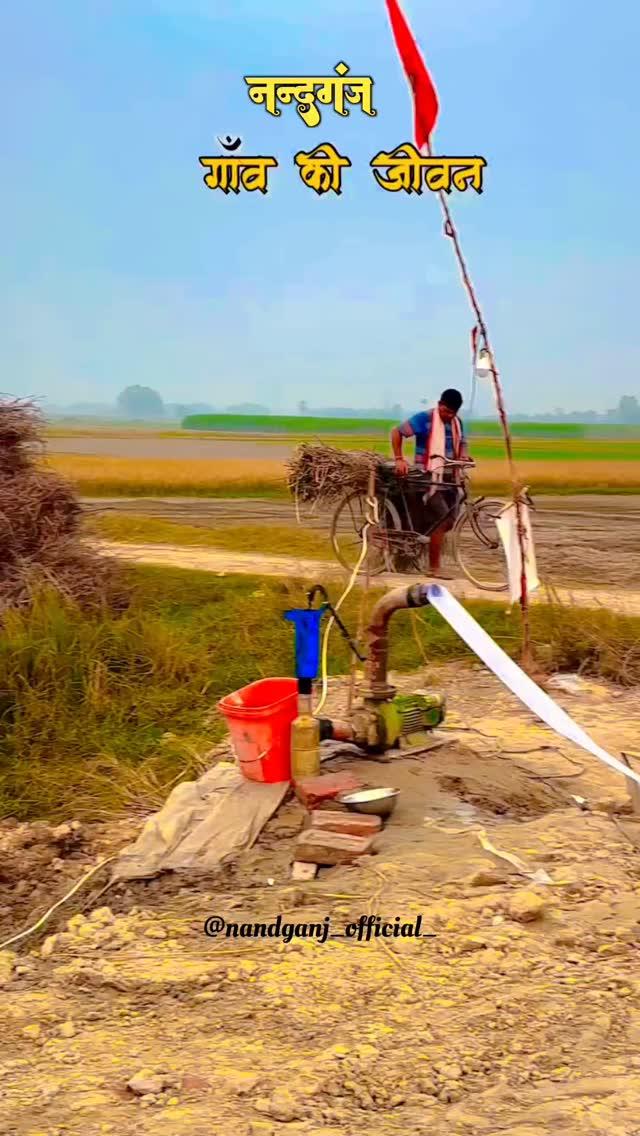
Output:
[[362, 583, 431, 701]]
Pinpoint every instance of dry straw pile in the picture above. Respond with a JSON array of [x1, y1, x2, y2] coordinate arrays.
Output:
[[0, 398, 128, 610]]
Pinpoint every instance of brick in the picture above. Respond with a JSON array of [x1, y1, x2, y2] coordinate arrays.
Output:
[[294, 772, 365, 810], [290, 861, 318, 881], [294, 829, 377, 866], [309, 811, 381, 837]]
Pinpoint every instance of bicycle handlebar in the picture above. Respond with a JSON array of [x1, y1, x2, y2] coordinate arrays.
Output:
[[429, 455, 475, 468]]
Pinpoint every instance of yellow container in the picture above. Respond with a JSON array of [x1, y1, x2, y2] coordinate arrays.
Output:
[[290, 699, 320, 781]]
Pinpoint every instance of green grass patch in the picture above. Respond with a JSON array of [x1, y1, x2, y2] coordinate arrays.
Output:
[[1, 564, 639, 821]]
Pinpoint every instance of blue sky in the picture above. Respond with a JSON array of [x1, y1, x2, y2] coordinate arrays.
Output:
[[3, 0, 639, 414]]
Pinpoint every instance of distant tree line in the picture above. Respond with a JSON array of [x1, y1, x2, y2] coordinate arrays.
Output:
[[508, 396, 640, 425], [47, 388, 640, 425]]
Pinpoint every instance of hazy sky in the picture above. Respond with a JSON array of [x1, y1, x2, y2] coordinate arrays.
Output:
[[3, 0, 639, 413]]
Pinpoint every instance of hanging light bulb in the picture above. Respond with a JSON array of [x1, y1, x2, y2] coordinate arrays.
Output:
[[475, 347, 492, 380]]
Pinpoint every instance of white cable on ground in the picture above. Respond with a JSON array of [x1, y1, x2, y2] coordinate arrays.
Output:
[[0, 856, 115, 952], [315, 510, 374, 715]]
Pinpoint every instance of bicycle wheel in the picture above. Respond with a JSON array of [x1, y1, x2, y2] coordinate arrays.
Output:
[[330, 492, 402, 576], [453, 499, 509, 591]]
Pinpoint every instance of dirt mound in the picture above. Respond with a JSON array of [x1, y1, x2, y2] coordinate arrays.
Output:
[[437, 748, 564, 819], [0, 398, 128, 610]]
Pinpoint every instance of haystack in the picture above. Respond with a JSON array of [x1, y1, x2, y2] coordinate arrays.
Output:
[[0, 398, 128, 611]]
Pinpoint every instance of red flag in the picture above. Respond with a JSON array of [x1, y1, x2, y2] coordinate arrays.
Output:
[[384, 0, 439, 151]]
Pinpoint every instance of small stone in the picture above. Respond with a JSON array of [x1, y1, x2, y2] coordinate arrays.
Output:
[[127, 1070, 169, 1096], [52, 822, 74, 840], [355, 1089, 375, 1109], [248, 1122, 275, 1136], [22, 1024, 42, 1041], [458, 935, 487, 953], [468, 864, 507, 887], [76, 922, 97, 939], [291, 861, 318, 881], [597, 942, 626, 957], [58, 1021, 76, 1038], [553, 929, 577, 947], [356, 1044, 379, 1060], [0, 950, 16, 984], [255, 1089, 304, 1123], [439, 1063, 463, 1081], [238, 959, 258, 976], [181, 1073, 211, 1092], [40, 935, 59, 959], [508, 891, 546, 923], [89, 906, 114, 925], [305, 1130, 344, 1136], [144, 926, 167, 940]]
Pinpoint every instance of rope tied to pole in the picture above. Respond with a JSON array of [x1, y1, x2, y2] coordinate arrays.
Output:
[[431, 145, 532, 664]]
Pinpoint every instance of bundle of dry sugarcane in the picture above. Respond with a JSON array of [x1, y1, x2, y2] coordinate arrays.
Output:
[[286, 441, 388, 507]]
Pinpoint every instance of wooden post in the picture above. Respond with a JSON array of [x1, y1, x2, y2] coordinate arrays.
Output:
[[622, 753, 640, 817], [425, 143, 532, 668], [346, 467, 375, 713]]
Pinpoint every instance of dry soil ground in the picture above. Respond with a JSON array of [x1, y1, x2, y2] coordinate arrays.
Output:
[[3, 665, 640, 1136], [85, 494, 640, 613]]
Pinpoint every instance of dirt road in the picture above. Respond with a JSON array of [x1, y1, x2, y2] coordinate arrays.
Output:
[[85, 495, 640, 593], [92, 538, 640, 616], [3, 666, 640, 1133]]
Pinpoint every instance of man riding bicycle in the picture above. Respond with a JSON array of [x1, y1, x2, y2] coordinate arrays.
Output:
[[390, 388, 472, 578]]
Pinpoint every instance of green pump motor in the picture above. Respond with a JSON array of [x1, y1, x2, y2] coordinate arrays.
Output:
[[343, 690, 446, 753], [375, 691, 446, 749]]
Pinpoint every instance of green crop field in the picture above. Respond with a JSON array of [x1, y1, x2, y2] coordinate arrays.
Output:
[[182, 412, 640, 441], [183, 413, 640, 438]]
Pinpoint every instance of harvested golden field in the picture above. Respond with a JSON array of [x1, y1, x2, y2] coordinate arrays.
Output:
[[46, 454, 286, 496], [471, 457, 640, 493], [48, 452, 640, 496]]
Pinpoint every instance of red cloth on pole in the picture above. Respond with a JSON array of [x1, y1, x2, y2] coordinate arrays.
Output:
[[384, 0, 439, 149]]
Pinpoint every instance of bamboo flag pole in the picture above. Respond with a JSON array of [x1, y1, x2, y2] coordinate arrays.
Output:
[[383, 0, 533, 666], [427, 152, 532, 666]]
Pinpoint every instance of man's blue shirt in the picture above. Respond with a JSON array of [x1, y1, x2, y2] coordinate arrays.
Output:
[[402, 410, 465, 463]]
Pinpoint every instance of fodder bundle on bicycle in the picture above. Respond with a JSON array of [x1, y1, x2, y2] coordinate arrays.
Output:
[[286, 442, 387, 507]]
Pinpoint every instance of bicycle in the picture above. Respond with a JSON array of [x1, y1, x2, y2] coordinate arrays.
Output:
[[330, 457, 528, 592]]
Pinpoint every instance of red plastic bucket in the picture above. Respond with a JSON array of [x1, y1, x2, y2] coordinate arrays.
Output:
[[218, 677, 298, 784]]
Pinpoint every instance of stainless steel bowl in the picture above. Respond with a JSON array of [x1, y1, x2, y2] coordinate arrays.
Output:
[[337, 787, 399, 818]]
